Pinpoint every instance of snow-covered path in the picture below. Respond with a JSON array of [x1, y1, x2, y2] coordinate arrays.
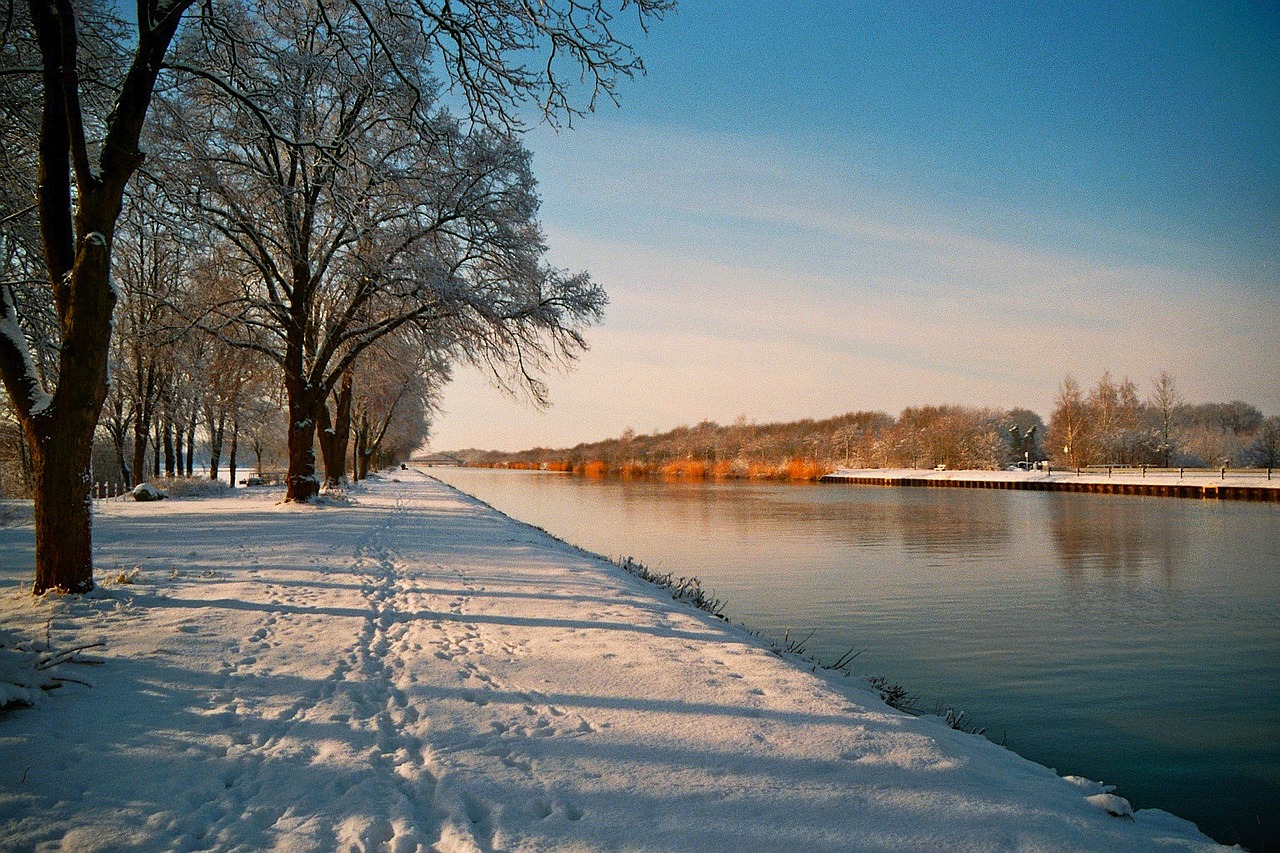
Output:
[[0, 473, 1225, 851]]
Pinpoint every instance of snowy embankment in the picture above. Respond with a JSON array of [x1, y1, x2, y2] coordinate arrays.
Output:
[[826, 466, 1278, 490], [0, 473, 1227, 852]]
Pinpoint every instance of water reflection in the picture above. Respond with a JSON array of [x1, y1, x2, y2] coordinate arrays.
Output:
[[1048, 494, 1184, 582]]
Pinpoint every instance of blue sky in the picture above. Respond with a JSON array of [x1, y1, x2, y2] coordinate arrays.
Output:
[[430, 1, 1279, 451]]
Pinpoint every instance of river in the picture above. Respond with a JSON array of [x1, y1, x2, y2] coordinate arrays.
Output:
[[427, 467, 1279, 850]]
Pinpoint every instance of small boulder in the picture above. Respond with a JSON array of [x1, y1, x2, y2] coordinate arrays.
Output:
[[1086, 792, 1134, 818], [130, 483, 168, 502]]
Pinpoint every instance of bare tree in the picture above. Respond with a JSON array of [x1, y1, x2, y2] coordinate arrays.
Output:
[[1148, 370, 1181, 467], [1, 0, 666, 590], [0, 0, 195, 592], [1250, 416, 1280, 468], [154, 0, 606, 501], [351, 331, 447, 479], [1049, 376, 1090, 467]]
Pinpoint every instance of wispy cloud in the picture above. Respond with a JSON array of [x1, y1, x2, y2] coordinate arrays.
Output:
[[430, 120, 1278, 451]]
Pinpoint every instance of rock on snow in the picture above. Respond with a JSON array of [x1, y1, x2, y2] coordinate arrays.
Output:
[[0, 473, 1227, 851]]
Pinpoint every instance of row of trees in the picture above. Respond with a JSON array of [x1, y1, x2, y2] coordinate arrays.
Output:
[[460, 371, 1275, 478], [460, 406, 1048, 478], [1047, 371, 1276, 468], [1, 0, 670, 593]]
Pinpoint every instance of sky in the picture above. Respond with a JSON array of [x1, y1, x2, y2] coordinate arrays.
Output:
[[428, 1, 1279, 452]]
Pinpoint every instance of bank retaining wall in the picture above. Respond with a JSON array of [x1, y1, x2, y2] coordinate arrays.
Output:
[[820, 472, 1279, 502]]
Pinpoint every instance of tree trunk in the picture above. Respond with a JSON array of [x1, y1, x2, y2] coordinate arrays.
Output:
[[356, 407, 378, 480], [317, 369, 353, 488], [19, 240, 118, 594], [185, 408, 197, 477], [29, 417, 98, 594], [208, 412, 225, 481], [131, 406, 151, 484], [152, 419, 161, 478], [286, 411, 320, 501], [163, 417, 175, 476], [228, 420, 239, 489], [174, 419, 184, 476], [352, 412, 364, 482]]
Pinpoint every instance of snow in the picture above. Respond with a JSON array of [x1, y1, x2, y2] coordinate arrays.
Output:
[[827, 466, 1279, 491], [0, 304, 53, 418], [0, 473, 1230, 851]]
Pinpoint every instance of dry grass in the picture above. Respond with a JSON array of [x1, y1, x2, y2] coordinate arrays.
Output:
[[661, 459, 707, 479], [784, 458, 831, 481], [580, 460, 608, 478]]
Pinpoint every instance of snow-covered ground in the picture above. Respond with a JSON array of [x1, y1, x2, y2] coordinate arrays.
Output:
[[0, 472, 1229, 851]]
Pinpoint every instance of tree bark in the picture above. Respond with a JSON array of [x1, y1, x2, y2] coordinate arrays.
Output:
[[185, 407, 197, 477], [163, 417, 175, 476], [352, 411, 364, 482], [131, 400, 152, 484], [318, 369, 353, 488], [228, 420, 238, 489], [152, 419, 161, 478], [20, 236, 118, 594], [285, 396, 321, 502], [207, 406, 225, 481], [29, 414, 98, 594], [174, 418, 184, 476]]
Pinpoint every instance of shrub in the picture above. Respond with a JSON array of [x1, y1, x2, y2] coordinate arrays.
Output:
[[580, 460, 608, 478], [661, 459, 707, 479]]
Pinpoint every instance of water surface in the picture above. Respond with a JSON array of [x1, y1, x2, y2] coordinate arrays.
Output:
[[429, 467, 1279, 850]]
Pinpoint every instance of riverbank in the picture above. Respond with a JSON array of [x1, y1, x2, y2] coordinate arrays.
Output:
[[0, 473, 1226, 850], [823, 467, 1280, 501]]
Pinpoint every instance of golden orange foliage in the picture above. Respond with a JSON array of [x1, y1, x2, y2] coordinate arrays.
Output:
[[784, 458, 831, 481], [660, 459, 707, 479], [710, 460, 735, 479], [543, 460, 571, 472], [580, 460, 608, 477]]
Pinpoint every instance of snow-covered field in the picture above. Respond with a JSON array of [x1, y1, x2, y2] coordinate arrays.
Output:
[[0, 472, 1228, 851]]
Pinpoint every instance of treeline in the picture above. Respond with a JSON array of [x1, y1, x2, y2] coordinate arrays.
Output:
[[1048, 371, 1277, 468], [0, 0, 657, 564], [459, 371, 1277, 478], [458, 406, 1043, 479], [0, 327, 437, 499]]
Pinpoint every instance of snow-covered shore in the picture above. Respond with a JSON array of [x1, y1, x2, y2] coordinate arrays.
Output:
[[826, 466, 1278, 490], [0, 473, 1228, 851], [824, 467, 1278, 503]]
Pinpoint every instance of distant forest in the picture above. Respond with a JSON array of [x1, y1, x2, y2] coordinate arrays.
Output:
[[457, 371, 1278, 479]]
